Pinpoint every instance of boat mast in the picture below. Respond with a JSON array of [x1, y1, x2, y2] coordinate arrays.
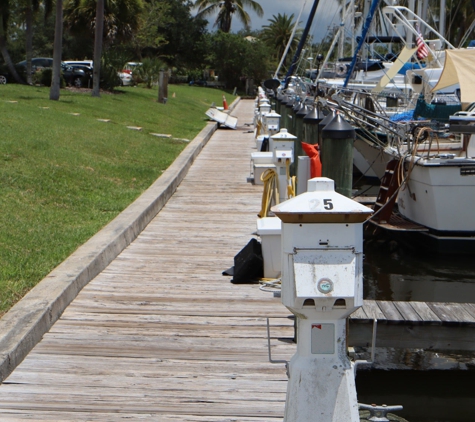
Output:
[[439, 0, 446, 39], [350, 0, 356, 57], [284, 0, 321, 88], [343, 0, 381, 88]]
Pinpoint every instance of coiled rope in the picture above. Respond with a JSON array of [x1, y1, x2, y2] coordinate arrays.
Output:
[[258, 168, 279, 218]]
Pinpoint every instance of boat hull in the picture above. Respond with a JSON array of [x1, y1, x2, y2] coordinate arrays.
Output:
[[353, 136, 393, 180], [398, 158, 475, 232]]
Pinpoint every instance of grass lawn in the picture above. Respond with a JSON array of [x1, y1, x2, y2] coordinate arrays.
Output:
[[0, 84, 231, 315]]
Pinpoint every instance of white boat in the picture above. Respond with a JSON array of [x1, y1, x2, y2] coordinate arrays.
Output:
[[368, 109, 475, 253], [317, 3, 466, 180], [398, 156, 475, 230]]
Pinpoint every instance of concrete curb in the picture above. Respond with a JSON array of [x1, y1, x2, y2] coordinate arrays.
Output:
[[0, 97, 241, 382]]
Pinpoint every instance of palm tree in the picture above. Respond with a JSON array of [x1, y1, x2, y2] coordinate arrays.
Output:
[[64, 0, 142, 95], [91, 0, 103, 97], [259, 13, 301, 69], [22, 0, 52, 84], [0, 0, 25, 84], [64, 0, 142, 45], [194, 0, 263, 33], [49, 0, 63, 100]]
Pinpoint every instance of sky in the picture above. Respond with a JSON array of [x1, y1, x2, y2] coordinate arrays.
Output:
[[196, 0, 341, 44]]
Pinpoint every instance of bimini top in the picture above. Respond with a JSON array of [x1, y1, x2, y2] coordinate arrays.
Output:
[[432, 49, 475, 103]]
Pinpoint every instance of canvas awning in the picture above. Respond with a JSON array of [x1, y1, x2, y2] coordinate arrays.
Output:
[[372, 47, 417, 93], [432, 49, 475, 102]]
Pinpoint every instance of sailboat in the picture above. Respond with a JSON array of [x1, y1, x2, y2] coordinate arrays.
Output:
[[366, 113, 475, 253], [306, 2, 475, 252], [315, 2, 466, 176], [359, 49, 475, 253]]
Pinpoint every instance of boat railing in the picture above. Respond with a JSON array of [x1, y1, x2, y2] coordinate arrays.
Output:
[[382, 6, 455, 67], [330, 93, 408, 142]]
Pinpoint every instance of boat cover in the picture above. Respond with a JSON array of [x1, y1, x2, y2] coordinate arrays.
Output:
[[432, 49, 475, 103], [372, 46, 417, 93]]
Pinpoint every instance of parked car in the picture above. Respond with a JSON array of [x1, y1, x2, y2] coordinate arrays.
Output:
[[62, 64, 93, 88], [63, 60, 93, 68], [0, 66, 23, 84], [14, 58, 91, 87], [16, 57, 53, 71], [9, 57, 53, 82], [189, 79, 208, 86], [118, 70, 133, 86], [118, 62, 141, 86]]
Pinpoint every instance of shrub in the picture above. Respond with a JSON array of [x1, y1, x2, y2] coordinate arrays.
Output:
[[100, 62, 122, 90], [37, 68, 65, 87], [101, 48, 131, 90], [134, 58, 165, 89]]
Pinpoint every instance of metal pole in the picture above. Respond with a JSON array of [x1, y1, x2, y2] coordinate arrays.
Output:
[[284, 0, 321, 88], [343, 0, 382, 88]]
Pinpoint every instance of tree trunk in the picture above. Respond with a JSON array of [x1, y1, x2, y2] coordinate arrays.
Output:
[[49, 0, 63, 100], [92, 0, 104, 97], [26, 3, 33, 85], [0, 16, 25, 84]]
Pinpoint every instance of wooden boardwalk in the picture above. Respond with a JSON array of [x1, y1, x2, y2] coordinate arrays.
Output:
[[0, 99, 474, 420], [0, 100, 294, 421]]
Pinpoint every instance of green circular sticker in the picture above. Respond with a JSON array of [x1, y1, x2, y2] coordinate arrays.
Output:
[[317, 278, 334, 294]]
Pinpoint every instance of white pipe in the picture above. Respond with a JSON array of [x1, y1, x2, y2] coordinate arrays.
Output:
[[439, 0, 446, 40], [350, 0, 356, 57]]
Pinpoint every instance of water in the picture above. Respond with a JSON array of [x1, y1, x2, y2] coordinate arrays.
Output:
[[356, 223, 475, 421], [356, 370, 475, 422], [353, 180, 475, 303], [362, 239, 475, 303]]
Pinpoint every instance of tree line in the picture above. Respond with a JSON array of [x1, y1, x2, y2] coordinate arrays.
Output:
[[0, 0, 304, 97]]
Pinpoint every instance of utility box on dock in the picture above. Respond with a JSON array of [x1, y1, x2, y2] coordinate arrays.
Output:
[[250, 152, 274, 185], [271, 128, 295, 165], [273, 178, 372, 315], [265, 110, 281, 136], [270, 128, 296, 201], [271, 177, 373, 422], [256, 217, 282, 279]]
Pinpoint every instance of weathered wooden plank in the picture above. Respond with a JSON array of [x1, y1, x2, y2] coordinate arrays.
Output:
[[349, 323, 475, 351], [408, 301, 442, 324], [361, 300, 386, 321], [393, 301, 423, 323], [428, 302, 475, 324], [0, 401, 285, 418], [349, 306, 368, 320], [463, 303, 475, 319], [376, 300, 404, 322], [0, 380, 287, 398], [0, 410, 281, 422]]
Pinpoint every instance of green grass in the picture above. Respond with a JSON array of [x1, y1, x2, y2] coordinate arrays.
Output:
[[0, 84, 231, 314]]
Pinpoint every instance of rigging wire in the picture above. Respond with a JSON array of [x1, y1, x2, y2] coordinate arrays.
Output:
[[446, 0, 464, 40], [285, 0, 322, 87], [274, 1, 307, 79]]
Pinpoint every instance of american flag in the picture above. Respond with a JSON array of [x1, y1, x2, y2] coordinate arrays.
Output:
[[416, 28, 429, 59]]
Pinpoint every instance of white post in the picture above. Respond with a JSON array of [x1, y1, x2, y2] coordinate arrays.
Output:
[[272, 178, 373, 422]]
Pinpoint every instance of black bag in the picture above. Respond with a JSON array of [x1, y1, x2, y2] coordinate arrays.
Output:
[[223, 238, 263, 284]]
